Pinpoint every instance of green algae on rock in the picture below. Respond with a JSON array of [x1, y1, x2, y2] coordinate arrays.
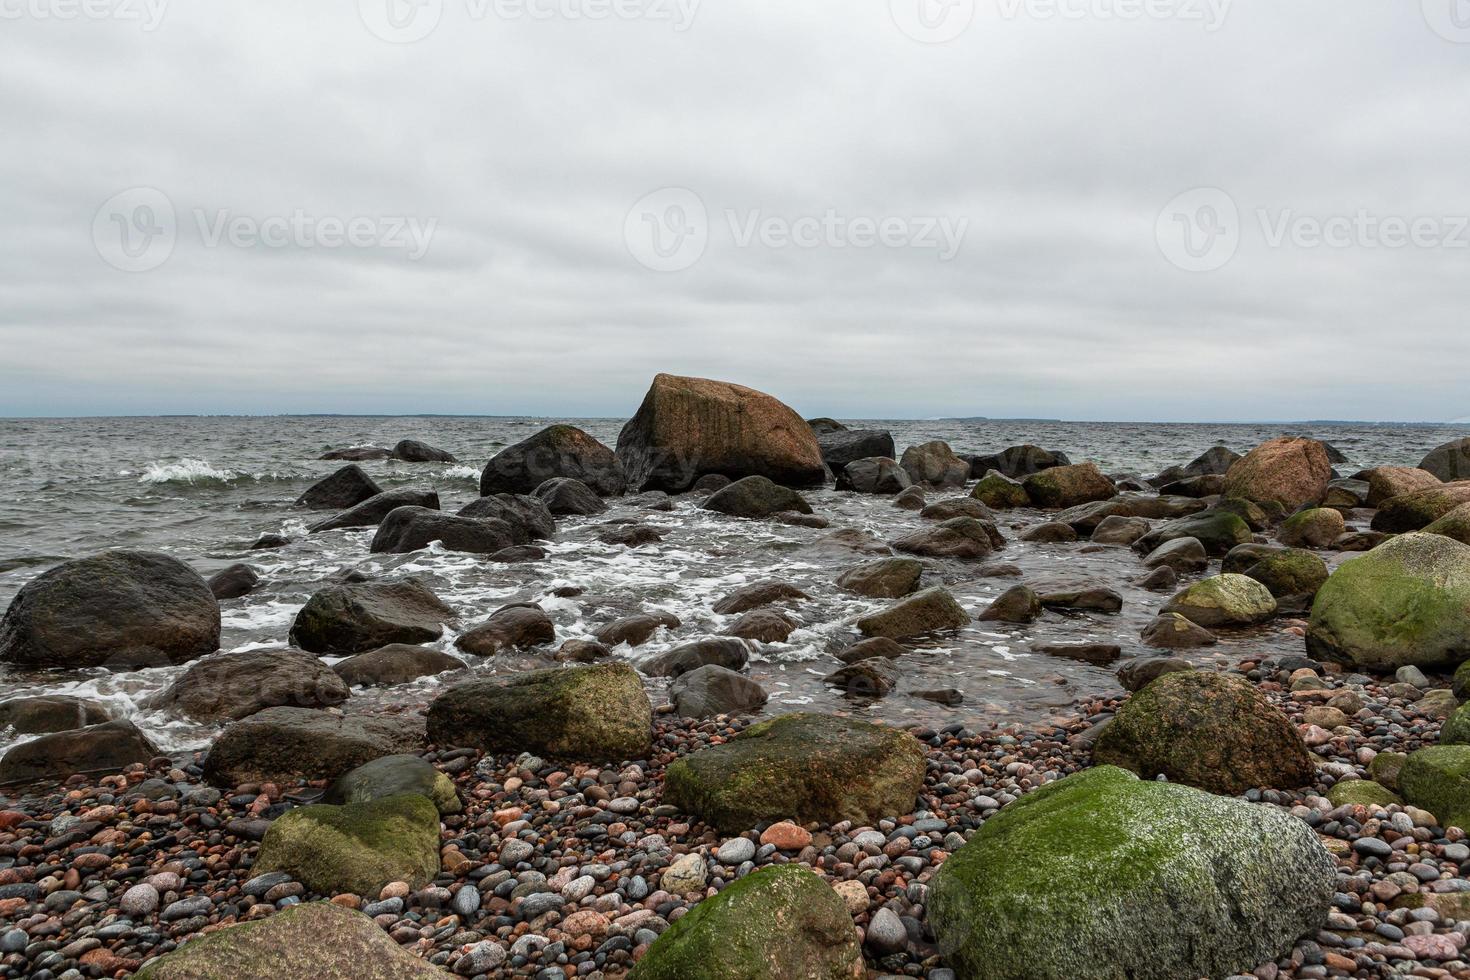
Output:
[[1162, 574, 1277, 629], [662, 712, 925, 833], [1326, 779, 1402, 809], [1306, 533, 1470, 671], [928, 766, 1335, 980], [323, 754, 461, 815], [855, 586, 969, 639], [629, 864, 863, 980], [253, 793, 441, 897], [133, 900, 446, 979], [1092, 671, 1314, 795], [1242, 548, 1330, 598], [1400, 745, 1470, 831]]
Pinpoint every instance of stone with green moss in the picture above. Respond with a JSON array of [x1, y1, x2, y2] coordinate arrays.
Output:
[[1306, 533, 1470, 670], [1242, 548, 1330, 598], [855, 586, 969, 639], [1372, 483, 1470, 533], [1455, 662, 1470, 701], [629, 864, 862, 980], [426, 662, 651, 760], [134, 901, 445, 979], [928, 766, 1335, 980], [1021, 463, 1116, 509], [1400, 745, 1470, 830], [1370, 751, 1408, 791], [323, 754, 460, 815], [252, 793, 440, 897], [663, 712, 925, 833], [971, 471, 1029, 509], [1215, 496, 1272, 530], [1277, 508, 1346, 549], [1135, 510, 1253, 557], [1425, 502, 1470, 546], [1162, 574, 1276, 629], [1092, 671, 1314, 795], [1441, 703, 1470, 747], [1326, 779, 1402, 809]]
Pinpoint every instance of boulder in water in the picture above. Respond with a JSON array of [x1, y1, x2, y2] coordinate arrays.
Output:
[[702, 476, 812, 518], [533, 477, 609, 516], [979, 585, 1042, 624], [900, 441, 969, 489], [970, 470, 1029, 509], [919, 497, 994, 522], [1421, 437, 1470, 482], [202, 707, 416, 786], [290, 578, 454, 655], [456, 493, 555, 539], [0, 718, 156, 785], [207, 563, 259, 600], [616, 374, 826, 492], [928, 765, 1334, 980], [817, 429, 896, 470], [479, 424, 626, 496], [149, 649, 349, 723], [457, 604, 556, 655], [1134, 509, 1252, 557], [391, 439, 455, 463], [0, 695, 113, 735], [307, 489, 441, 533], [836, 557, 923, 599], [1141, 537, 1208, 575], [427, 662, 651, 760], [1221, 437, 1332, 509], [1022, 463, 1116, 509], [663, 712, 925, 832], [1363, 465, 1442, 507], [1242, 548, 1329, 598], [724, 608, 797, 643], [857, 586, 969, 639], [1140, 612, 1217, 649], [891, 517, 998, 560], [835, 457, 912, 495], [711, 580, 808, 615], [669, 665, 769, 718], [1116, 655, 1196, 690], [639, 637, 750, 677], [1163, 574, 1277, 628], [369, 506, 518, 555], [296, 464, 383, 510], [0, 550, 220, 669], [333, 644, 464, 687], [966, 444, 1072, 479], [320, 446, 392, 461], [593, 611, 680, 648]]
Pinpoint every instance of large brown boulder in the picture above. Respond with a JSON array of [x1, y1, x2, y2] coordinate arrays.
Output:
[[615, 374, 825, 492], [1373, 482, 1470, 532], [899, 441, 970, 489], [1363, 466, 1442, 508], [480, 424, 626, 496], [289, 579, 454, 655], [1422, 437, 1470, 482], [1022, 463, 1116, 509], [0, 551, 220, 669], [203, 707, 418, 786], [1221, 437, 1332, 509], [0, 719, 158, 785], [149, 649, 349, 723]]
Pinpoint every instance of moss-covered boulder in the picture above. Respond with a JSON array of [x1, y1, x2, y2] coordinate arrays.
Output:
[[426, 662, 651, 760], [1400, 745, 1470, 830], [1092, 671, 1314, 795], [1277, 508, 1345, 550], [971, 471, 1029, 509], [1373, 482, 1470, 533], [253, 793, 440, 897], [1021, 463, 1116, 509], [1327, 779, 1402, 809], [133, 901, 445, 979], [323, 754, 460, 815], [928, 766, 1335, 980], [1440, 703, 1470, 747], [1306, 533, 1470, 671], [1365, 466, 1442, 508], [1135, 510, 1253, 558], [629, 865, 862, 980], [703, 476, 813, 519], [1370, 752, 1408, 792], [1162, 574, 1277, 629], [663, 712, 925, 833], [1425, 502, 1470, 546], [1221, 437, 1332, 509], [855, 587, 969, 639], [1242, 548, 1330, 598]]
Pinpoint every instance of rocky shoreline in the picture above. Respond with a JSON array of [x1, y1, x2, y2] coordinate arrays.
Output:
[[4, 374, 1470, 978]]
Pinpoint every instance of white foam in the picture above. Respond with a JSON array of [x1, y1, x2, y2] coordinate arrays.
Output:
[[442, 465, 480, 481], [138, 458, 238, 484]]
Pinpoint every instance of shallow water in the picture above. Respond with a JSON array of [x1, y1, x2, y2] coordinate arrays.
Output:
[[0, 415, 1459, 756]]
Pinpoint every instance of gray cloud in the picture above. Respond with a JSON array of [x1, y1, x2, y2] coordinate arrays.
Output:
[[2, 0, 1467, 421]]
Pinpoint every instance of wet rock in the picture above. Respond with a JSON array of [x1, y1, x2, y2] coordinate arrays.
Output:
[[0, 718, 158, 785], [616, 374, 826, 492], [150, 649, 349, 722], [207, 563, 259, 600], [308, 489, 442, 533], [324, 754, 461, 815], [598, 524, 664, 547], [639, 637, 750, 678], [1093, 671, 1315, 794], [0, 695, 113, 735], [836, 557, 923, 599], [1221, 437, 1333, 509], [1364, 465, 1443, 507], [1277, 507, 1345, 549], [1140, 612, 1217, 649], [929, 766, 1334, 980], [296, 464, 383, 510], [724, 608, 797, 643], [426, 662, 652, 760], [1421, 437, 1470, 482], [892, 517, 998, 559], [1136, 565, 1178, 592], [832, 636, 906, 664], [480, 424, 625, 496], [1163, 574, 1277, 628], [1036, 583, 1123, 613], [1116, 655, 1195, 691], [967, 444, 1073, 479], [1307, 532, 1470, 670], [892, 486, 927, 511], [835, 457, 913, 495], [900, 440, 970, 489], [823, 657, 900, 697], [460, 604, 557, 655], [1323, 479, 1368, 509], [203, 707, 415, 786], [970, 470, 1029, 509], [333, 644, 465, 687], [857, 586, 969, 639], [456, 493, 556, 540], [593, 611, 680, 648], [290, 578, 453, 655], [533, 477, 608, 516], [0, 550, 220, 670], [663, 712, 925, 832], [818, 429, 896, 470], [712, 580, 809, 615], [250, 532, 291, 550], [703, 476, 812, 519], [1021, 521, 1078, 543], [1372, 481, 1470, 532], [371, 507, 519, 555], [919, 497, 995, 522], [1141, 536, 1208, 574], [555, 638, 612, 662], [670, 665, 769, 718], [1135, 510, 1253, 557], [1241, 547, 1329, 598], [1151, 445, 1241, 485], [1022, 463, 1116, 509], [255, 792, 441, 897], [321, 446, 392, 461], [392, 439, 455, 463], [1090, 515, 1151, 546], [978, 585, 1041, 624], [1032, 642, 1120, 666]]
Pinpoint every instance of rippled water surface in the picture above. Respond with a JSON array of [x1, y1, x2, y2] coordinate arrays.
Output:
[[0, 415, 1459, 756]]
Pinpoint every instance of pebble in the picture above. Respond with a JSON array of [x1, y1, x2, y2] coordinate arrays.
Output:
[[716, 838, 757, 865]]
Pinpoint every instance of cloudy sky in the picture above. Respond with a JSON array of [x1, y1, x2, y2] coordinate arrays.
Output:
[[2, 0, 1467, 422]]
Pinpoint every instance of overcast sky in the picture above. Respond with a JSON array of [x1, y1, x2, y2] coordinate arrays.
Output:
[[2, 0, 1467, 422]]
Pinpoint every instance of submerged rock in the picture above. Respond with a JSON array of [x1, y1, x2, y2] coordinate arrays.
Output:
[[480, 424, 625, 496], [703, 476, 812, 519], [308, 489, 441, 533], [978, 585, 1042, 624], [1116, 655, 1195, 691], [1093, 671, 1314, 794], [0, 550, 220, 669], [371, 507, 519, 554], [856, 586, 969, 639], [207, 562, 259, 600], [629, 864, 863, 980], [391, 439, 455, 463], [426, 662, 652, 760], [823, 656, 900, 697], [332, 644, 464, 688], [254, 793, 441, 897], [712, 580, 809, 614], [663, 712, 924, 832], [593, 611, 680, 648], [295, 464, 382, 510], [928, 766, 1335, 980], [290, 578, 453, 655]]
